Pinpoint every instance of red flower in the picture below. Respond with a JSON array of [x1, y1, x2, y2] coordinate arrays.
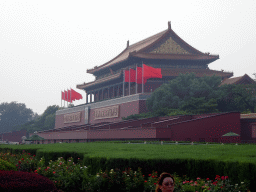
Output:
[[144, 180, 147, 183], [21, 158, 24, 161], [18, 161, 21, 164], [221, 176, 225, 180], [34, 170, 37, 173], [225, 176, 228, 180], [53, 172, 56, 174], [206, 178, 210, 181], [154, 183, 156, 185], [149, 174, 151, 176]]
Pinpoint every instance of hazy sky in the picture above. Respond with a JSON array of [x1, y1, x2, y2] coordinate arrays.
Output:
[[1, 0, 255, 115]]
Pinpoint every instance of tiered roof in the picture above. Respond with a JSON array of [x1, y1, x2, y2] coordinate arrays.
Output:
[[77, 22, 232, 90], [87, 22, 219, 75], [220, 74, 255, 86], [77, 68, 232, 90]]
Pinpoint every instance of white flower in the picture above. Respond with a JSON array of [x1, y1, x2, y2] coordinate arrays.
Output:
[[241, 182, 244, 184], [84, 166, 87, 169]]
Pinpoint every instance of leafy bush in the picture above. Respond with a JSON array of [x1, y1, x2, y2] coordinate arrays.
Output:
[[0, 170, 58, 192], [36, 156, 88, 192], [0, 158, 17, 171]]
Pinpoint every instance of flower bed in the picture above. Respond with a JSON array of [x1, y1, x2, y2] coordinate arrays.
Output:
[[0, 150, 251, 192]]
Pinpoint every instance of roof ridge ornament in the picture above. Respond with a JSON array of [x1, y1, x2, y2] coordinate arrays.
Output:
[[168, 21, 171, 29], [127, 40, 129, 48]]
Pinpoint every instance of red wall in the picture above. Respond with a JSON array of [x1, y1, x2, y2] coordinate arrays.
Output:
[[87, 128, 156, 139], [169, 112, 241, 142], [0, 130, 28, 143]]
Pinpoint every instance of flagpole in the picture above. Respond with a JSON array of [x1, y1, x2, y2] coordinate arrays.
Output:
[[70, 87, 72, 104], [67, 88, 69, 107], [136, 64, 137, 94], [61, 90, 62, 108], [123, 69, 125, 97], [64, 89, 65, 108], [129, 66, 131, 95], [142, 62, 144, 93]]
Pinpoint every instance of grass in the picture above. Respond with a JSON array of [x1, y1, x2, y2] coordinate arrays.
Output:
[[1, 142, 256, 163]]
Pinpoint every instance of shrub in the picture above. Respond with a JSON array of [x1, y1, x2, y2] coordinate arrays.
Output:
[[0, 170, 58, 192], [0, 158, 17, 171]]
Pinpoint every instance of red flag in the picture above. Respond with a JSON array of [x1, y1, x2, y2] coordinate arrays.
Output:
[[143, 64, 162, 84], [124, 68, 136, 82], [136, 67, 142, 84], [68, 90, 72, 103], [61, 91, 65, 100], [64, 90, 68, 101], [71, 89, 83, 101]]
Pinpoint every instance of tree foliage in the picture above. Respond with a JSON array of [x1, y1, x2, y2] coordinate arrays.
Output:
[[146, 73, 256, 116], [0, 102, 34, 133], [146, 73, 222, 115], [16, 105, 60, 133]]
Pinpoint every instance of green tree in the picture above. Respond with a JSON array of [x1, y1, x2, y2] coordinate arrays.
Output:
[[217, 84, 256, 113], [146, 73, 222, 114], [17, 105, 60, 133], [0, 102, 34, 133]]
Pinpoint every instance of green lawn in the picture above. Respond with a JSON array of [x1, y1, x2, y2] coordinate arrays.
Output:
[[1, 142, 256, 163]]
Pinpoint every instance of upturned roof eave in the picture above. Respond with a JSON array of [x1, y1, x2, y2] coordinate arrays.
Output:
[[77, 72, 122, 90], [87, 47, 130, 74]]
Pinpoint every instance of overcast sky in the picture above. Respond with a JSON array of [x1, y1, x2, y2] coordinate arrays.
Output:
[[0, 0, 255, 115]]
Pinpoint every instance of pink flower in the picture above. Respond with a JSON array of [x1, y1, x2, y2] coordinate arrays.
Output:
[[197, 177, 200, 180], [206, 178, 210, 181]]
